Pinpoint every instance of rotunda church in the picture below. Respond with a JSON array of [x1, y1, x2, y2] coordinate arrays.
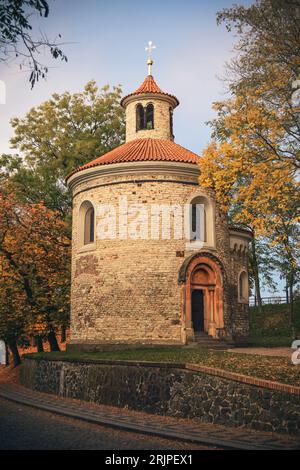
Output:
[[66, 57, 252, 351]]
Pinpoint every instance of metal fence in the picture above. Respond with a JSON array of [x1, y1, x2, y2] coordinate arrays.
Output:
[[249, 296, 287, 307]]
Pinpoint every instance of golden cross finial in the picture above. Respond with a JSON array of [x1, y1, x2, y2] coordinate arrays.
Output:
[[145, 41, 156, 75]]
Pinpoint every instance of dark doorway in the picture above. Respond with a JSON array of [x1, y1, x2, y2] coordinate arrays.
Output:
[[192, 290, 204, 332]]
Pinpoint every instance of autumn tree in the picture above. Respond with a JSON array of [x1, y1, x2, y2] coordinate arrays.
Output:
[[200, 143, 299, 316], [0, 81, 125, 356], [199, 0, 300, 328], [0, 0, 67, 87], [214, 0, 300, 170], [0, 185, 71, 360], [0, 257, 29, 366]]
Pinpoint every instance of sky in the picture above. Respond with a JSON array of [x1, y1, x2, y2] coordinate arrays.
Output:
[[0, 0, 253, 154], [0, 0, 283, 296]]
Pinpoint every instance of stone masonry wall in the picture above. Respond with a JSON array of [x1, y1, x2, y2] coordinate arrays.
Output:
[[71, 169, 240, 346], [20, 358, 300, 436], [69, 162, 250, 347], [230, 251, 250, 341]]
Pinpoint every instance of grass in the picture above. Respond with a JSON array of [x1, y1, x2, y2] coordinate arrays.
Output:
[[249, 300, 300, 347], [23, 301, 300, 387], [25, 347, 300, 387]]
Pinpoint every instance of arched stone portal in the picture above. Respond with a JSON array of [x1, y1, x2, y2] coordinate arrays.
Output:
[[180, 254, 224, 342]]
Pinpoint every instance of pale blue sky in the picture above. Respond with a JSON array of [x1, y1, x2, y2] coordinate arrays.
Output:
[[0, 0, 253, 154], [0, 0, 283, 296]]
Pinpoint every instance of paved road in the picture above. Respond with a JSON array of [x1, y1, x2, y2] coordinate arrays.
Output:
[[0, 398, 211, 450]]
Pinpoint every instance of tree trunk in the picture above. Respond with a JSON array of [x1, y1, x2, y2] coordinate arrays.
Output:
[[5, 344, 9, 366], [61, 326, 66, 343], [34, 335, 44, 353], [47, 330, 60, 352], [285, 282, 289, 304], [289, 274, 296, 339], [8, 339, 21, 367], [251, 238, 262, 313]]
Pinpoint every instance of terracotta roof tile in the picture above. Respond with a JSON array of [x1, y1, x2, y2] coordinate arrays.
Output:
[[67, 138, 199, 180], [134, 75, 163, 94]]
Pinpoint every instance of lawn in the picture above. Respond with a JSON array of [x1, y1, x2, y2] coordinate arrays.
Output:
[[26, 347, 300, 387], [23, 301, 300, 387], [249, 300, 300, 347]]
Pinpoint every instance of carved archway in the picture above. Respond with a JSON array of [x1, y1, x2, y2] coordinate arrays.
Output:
[[179, 253, 224, 341]]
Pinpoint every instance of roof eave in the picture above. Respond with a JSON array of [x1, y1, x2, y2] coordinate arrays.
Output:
[[66, 160, 200, 193], [121, 92, 179, 108]]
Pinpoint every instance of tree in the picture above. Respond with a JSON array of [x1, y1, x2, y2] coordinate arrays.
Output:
[[265, 188, 300, 336], [200, 142, 300, 317], [0, 0, 67, 87], [1, 81, 125, 217], [0, 257, 29, 366], [0, 185, 71, 358], [248, 237, 277, 313], [0, 81, 125, 356], [199, 0, 300, 329], [215, 0, 300, 170]]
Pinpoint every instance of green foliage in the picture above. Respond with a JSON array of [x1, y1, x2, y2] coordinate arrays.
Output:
[[250, 301, 300, 346], [0, 81, 125, 358], [1, 81, 125, 218]]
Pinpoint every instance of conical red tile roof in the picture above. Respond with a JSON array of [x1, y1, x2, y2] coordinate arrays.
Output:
[[66, 138, 199, 180], [134, 75, 163, 94], [121, 75, 179, 107]]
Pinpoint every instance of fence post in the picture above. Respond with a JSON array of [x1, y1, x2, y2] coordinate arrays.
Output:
[[286, 286, 289, 304]]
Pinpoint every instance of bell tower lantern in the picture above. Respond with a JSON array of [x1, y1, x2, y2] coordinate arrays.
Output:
[[121, 41, 179, 143]]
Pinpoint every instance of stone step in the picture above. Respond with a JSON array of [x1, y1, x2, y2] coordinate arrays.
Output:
[[193, 332, 234, 350], [192, 343, 234, 350]]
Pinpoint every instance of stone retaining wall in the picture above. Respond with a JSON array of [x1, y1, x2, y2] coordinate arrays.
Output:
[[20, 358, 300, 435]]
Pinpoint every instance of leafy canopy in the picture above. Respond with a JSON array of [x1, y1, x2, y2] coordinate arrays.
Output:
[[199, 0, 300, 295], [1, 80, 125, 215], [0, 185, 71, 341]]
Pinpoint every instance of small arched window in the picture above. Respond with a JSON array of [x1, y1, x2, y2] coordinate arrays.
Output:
[[136, 104, 145, 131], [190, 197, 206, 242], [239, 271, 248, 303], [84, 206, 95, 245], [145, 103, 154, 129], [79, 201, 95, 247]]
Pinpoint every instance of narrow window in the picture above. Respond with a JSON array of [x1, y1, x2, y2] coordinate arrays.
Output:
[[169, 107, 173, 136], [84, 206, 95, 245], [136, 104, 145, 131], [239, 271, 248, 302], [145, 103, 154, 129], [190, 198, 206, 242], [239, 275, 243, 300], [191, 204, 197, 238]]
